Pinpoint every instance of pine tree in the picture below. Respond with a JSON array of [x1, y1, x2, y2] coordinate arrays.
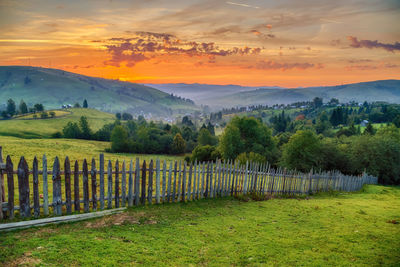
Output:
[[83, 99, 88, 108]]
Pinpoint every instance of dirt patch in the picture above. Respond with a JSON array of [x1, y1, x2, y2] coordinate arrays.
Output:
[[85, 212, 150, 228], [7, 251, 42, 267]]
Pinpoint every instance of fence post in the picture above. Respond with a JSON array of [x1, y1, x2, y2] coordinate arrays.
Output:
[[18, 157, 31, 218], [91, 158, 97, 211], [52, 157, 62, 216], [141, 160, 146, 205], [6, 156, 14, 219], [83, 159, 89, 213], [135, 158, 140, 206], [107, 160, 112, 209], [128, 160, 133, 207], [121, 160, 126, 207], [99, 153, 105, 210], [33, 157, 40, 218], [167, 161, 172, 202], [65, 157, 72, 214], [147, 160, 153, 205], [156, 159, 161, 204], [162, 160, 167, 203], [115, 160, 119, 208], [74, 160, 80, 212]]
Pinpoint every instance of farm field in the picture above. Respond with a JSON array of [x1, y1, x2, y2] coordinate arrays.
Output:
[[0, 185, 399, 266], [0, 108, 115, 139]]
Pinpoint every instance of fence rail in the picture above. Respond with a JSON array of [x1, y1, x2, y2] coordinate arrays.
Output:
[[0, 147, 378, 222]]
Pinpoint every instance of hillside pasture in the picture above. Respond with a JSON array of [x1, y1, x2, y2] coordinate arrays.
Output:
[[0, 108, 115, 138]]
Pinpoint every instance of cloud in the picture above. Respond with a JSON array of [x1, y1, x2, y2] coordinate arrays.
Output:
[[226, 1, 259, 9], [103, 31, 262, 67], [347, 36, 400, 52], [345, 63, 399, 70], [247, 60, 323, 71]]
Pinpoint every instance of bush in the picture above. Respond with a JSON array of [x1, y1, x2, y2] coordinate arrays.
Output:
[[172, 133, 186, 154], [236, 152, 266, 166], [191, 145, 218, 162], [51, 131, 62, 138], [110, 125, 130, 152], [40, 112, 49, 119]]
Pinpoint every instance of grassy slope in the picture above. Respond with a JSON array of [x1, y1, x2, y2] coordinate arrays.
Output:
[[0, 185, 399, 266], [0, 66, 198, 115], [0, 108, 115, 138]]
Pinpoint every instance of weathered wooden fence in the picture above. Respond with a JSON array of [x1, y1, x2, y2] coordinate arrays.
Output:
[[0, 147, 378, 222]]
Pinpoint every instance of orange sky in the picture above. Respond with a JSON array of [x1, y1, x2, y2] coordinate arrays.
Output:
[[0, 0, 399, 87]]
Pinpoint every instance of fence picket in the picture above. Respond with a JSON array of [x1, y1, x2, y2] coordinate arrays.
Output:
[[42, 155, 49, 216], [107, 160, 112, 209], [135, 158, 140, 206], [99, 154, 105, 210], [115, 160, 119, 208], [33, 157, 39, 218], [141, 160, 146, 205], [167, 162, 172, 203], [52, 157, 62, 216], [188, 163, 193, 201], [156, 159, 161, 204], [74, 160, 80, 212], [121, 160, 126, 207], [6, 156, 14, 219], [182, 162, 186, 202], [128, 160, 133, 207], [148, 160, 153, 205], [91, 158, 97, 211], [172, 161, 177, 202], [65, 157, 72, 214], [18, 157, 30, 218], [83, 159, 89, 213], [162, 160, 167, 203]]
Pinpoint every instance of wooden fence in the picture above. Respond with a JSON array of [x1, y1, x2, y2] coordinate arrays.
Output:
[[0, 147, 378, 222]]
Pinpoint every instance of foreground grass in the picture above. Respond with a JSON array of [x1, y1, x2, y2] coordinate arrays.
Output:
[[1, 185, 399, 266]]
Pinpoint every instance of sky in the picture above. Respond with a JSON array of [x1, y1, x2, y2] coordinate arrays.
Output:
[[0, 0, 399, 87]]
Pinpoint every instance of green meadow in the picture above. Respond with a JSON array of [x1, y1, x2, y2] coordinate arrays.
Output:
[[0, 185, 399, 266], [0, 108, 115, 139]]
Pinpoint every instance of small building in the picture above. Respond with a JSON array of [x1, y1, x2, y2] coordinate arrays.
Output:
[[360, 120, 369, 127]]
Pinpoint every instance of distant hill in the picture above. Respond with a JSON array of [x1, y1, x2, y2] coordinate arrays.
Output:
[[0, 66, 198, 117], [149, 80, 400, 109]]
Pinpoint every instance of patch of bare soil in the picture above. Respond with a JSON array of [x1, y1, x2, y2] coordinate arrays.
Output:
[[7, 251, 41, 267], [85, 212, 157, 228]]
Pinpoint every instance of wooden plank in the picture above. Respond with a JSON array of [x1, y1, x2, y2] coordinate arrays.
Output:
[[52, 157, 62, 216], [201, 162, 205, 198], [167, 162, 172, 203], [213, 161, 218, 198], [42, 155, 49, 216], [204, 162, 210, 198], [6, 156, 14, 219], [243, 161, 248, 195], [217, 160, 221, 197], [83, 159, 89, 213], [141, 160, 146, 205], [65, 157, 72, 215], [74, 160, 80, 212], [115, 160, 120, 208], [192, 160, 197, 200], [177, 161, 182, 201], [17, 157, 30, 218], [172, 161, 177, 202], [162, 160, 166, 203], [156, 159, 161, 204], [227, 160, 232, 197], [128, 160, 133, 207], [196, 161, 201, 199], [181, 162, 186, 202], [134, 158, 140, 206], [187, 162, 192, 201], [121, 160, 126, 207], [91, 158, 97, 211], [147, 160, 153, 205], [107, 160, 112, 209], [33, 157, 40, 218], [99, 153, 105, 210]]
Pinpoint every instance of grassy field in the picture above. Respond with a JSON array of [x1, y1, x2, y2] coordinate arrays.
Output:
[[14, 110, 71, 120], [0, 185, 399, 266], [0, 108, 115, 138], [0, 136, 184, 169]]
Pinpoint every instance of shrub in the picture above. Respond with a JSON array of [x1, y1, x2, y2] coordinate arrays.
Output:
[[191, 145, 218, 162], [236, 152, 266, 166], [172, 133, 186, 154]]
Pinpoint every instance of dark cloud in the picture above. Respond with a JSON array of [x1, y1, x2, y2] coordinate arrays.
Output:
[[103, 31, 262, 67], [347, 36, 400, 52], [247, 60, 323, 71]]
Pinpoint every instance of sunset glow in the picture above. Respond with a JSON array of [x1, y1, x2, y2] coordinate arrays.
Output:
[[0, 0, 399, 87]]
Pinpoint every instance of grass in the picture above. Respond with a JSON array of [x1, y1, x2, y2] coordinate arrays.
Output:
[[0, 108, 115, 138], [0, 185, 399, 266], [0, 135, 184, 169], [14, 110, 71, 120]]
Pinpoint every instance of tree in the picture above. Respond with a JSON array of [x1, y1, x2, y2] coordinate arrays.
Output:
[[313, 97, 323, 109], [34, 103, 44, 112], [172, 133, 186, 154], [115, 113, 121, 120], [19, 100, 28, 114], [79, 116, 92, 139], [74, 103, 81, 108], [236, 152, 266, 166], [83, 99, 88, 108], [198, 128, 217, 146], [40, 112, 49, 119], [49, 111, 56, 118], [6, 99, 16, 116], [219, 116, 278, 163], [122, 112, 133, 120], [363, 122, 376, 135], [281, 130, 322, 172], [110, 126, 129, 152], [63, 122, 81, 138]]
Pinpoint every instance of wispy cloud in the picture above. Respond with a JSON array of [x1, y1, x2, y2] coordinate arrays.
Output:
[[246, 60, 323, 71], [226, 1, 259, 9], [347, 36, 400, 52]]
